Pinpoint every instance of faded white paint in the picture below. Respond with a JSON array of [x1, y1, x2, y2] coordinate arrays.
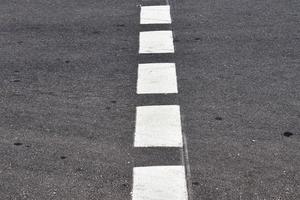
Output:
[[134, 105, 182, 147], [137, 63, 178, 94], [139, 31, 174, 54], [132, 165, 188, 200], [140, 5, 171, 24]]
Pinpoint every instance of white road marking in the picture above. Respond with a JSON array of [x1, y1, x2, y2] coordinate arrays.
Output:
[[135, 2, 189, 200], [137, 63, 178, 94], [140, 5, 171, 24], [134, 105, 182, 147], [139, 31, 174, 54], [132, 165, 188, 200]]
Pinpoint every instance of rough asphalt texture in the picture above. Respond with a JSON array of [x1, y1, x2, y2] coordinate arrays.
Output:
[[0, 0, 299, 199]]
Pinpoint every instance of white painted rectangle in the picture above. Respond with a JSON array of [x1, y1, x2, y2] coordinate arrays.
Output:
[[132, 165, 188, 200], [140, 5, 171, 24], [137, 63, 178, 94], [134, 105, 182, 147], [139, 31, 174, 54]]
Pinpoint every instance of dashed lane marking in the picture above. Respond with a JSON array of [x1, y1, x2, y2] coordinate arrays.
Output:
[[139, 31, 174, 54], [132, 165, 188, 200], [134, 105, 183, 147], [137, 63, 178, 94], [134, 1, 189, 200], [140, 5, 171, 24]]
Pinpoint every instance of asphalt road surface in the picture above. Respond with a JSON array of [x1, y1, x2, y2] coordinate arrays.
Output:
[[0, 0, 299, 199]]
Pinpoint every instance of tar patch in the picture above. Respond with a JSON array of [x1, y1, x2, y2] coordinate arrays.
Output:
[[283, 132, 293, 137], [192, 181, 199, 186], [215, 116, 223, 121]]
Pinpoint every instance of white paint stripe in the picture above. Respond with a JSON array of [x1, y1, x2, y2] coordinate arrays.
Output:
[[139, 31, 174, 54], [134, 105, 182, 147], [132, 165, 188, 200], [140, 5, 171, 24], [137, 63, 178, 94]]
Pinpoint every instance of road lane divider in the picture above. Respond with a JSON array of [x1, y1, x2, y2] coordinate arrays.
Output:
[[132, 165, 188, 200], [140, 5, 171, 24], [133, 1, 189, 200], [137, 63, 178, 94], [139, 31, 174, 54], [134, 105, 182, 147]]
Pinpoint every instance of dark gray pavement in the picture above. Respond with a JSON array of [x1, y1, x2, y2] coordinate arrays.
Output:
[[172, 0, 300, 199], [0, 0, 299, 199], [0, 0, 139, 199]]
